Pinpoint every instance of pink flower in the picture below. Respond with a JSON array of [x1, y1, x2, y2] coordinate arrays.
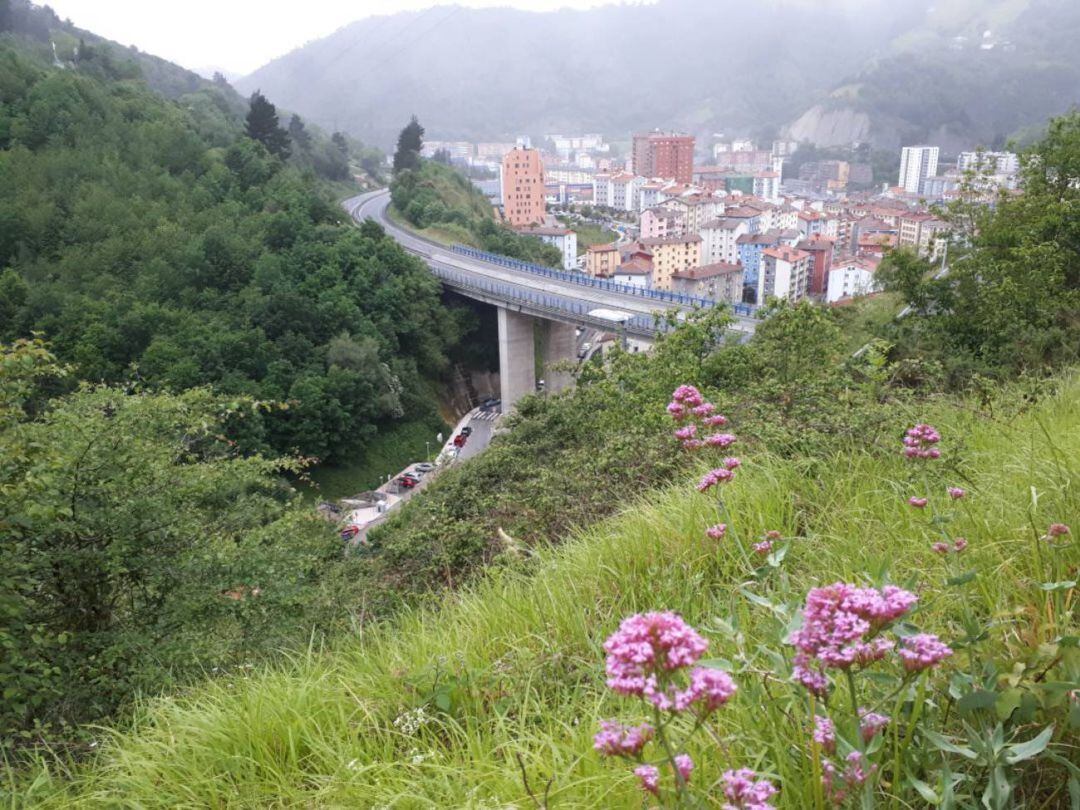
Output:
[[765, 530, 782, 540], [667, 402, 687, 420], [859, 709, 889, 743], [674, 425, 697, 441], [722, 456, 741, 470], [903, 423, 941, 460], [603, 612, 708, 701], [897, 633, 952, 672], [752, 539, 773, 555], [947, 487, 966, 500], [908, 497, 928, 509], [681, 439, 704, 451], [634, 764, 660, 795], [698, 467, 735, 492], [705, 433, 737, 448], [931, 542, 950, 555], [721, 768, 778, 809], [953, 537, 968, 552], [686, 666, 737, 712], [1047, 523, 1071, 539], [593, 720, 653, 757], [671, 385, 704, 407], [813, 715, 836, 754], [703, 414, 729, 427], [691, 403, 716, 417], [674, 753, 694, 783], [706, 524, 727, 540], [789, 583, 917, 693]]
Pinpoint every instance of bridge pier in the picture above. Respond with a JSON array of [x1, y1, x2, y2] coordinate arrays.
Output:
[[539, 320, 577, 394], [497, 307, 536, 410]]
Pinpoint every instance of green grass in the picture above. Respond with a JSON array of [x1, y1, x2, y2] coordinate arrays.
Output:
[[13, 377, 1079, 807], [301, 415, 448, 501], [558, 216, 617, 255]]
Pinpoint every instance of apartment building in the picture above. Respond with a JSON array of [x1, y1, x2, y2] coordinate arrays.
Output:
[[501, 147, 546, 227]]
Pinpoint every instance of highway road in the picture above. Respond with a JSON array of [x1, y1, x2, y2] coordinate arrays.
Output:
[[344, 190, 760, 337]]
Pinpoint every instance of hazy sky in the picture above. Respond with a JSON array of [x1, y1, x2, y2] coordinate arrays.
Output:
[[43, 1, 639, 76]]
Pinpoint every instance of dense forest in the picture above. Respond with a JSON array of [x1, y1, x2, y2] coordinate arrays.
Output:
[[0, 33, 472, 464]]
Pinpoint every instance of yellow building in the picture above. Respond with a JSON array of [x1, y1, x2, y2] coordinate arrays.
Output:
[[639, 234, 702, 290], [585, 243, 621, 278]]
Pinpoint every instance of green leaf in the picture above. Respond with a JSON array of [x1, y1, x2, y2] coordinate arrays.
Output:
[[923, 729, 977, 760], [695, 658, 734, 671], [957, 689, 998, 714], [995, 688, 1023, 722], [1039, 580, 1076, 591], [946, 570, 977, 586], [1004, 725, 1054, 764], [910, 777, 941, 804]]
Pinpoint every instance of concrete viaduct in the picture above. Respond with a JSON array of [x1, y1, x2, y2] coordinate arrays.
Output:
[[345, 190, 759, 410]]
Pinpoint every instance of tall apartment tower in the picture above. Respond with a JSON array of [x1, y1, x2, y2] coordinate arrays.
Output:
[[632, 132, 695, 183], [501, 147, 546, 227], [898, 146, 939, 194]]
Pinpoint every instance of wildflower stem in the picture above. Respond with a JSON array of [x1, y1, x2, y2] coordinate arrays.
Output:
[[653, 704, 688, 802]]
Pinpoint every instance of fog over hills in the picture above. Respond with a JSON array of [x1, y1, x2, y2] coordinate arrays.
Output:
[[236, 0, 1080, 152]]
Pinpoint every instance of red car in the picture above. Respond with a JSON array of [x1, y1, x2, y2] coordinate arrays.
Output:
[[453, 434, 467, 448], [396, 474, 419, 488]]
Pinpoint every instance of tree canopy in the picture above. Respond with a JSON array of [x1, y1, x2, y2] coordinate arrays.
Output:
[[245, 89, 291, 159], [393, 114, 424, 174]]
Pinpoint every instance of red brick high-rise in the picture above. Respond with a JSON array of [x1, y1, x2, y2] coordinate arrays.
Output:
[[632, 132, 695, 184]]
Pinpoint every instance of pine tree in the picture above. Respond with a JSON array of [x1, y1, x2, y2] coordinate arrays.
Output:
[[288, 114, 312, 151], [393, 115, 424, 174], [245, 90, 291, 160], [331, 131, 349, 156]]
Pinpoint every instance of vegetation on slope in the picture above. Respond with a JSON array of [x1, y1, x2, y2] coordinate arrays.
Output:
[[0, 38, 470, 464], [391, 158, 562, 267], [16, 368, 1077, 807], [0, 340, 368, 750]]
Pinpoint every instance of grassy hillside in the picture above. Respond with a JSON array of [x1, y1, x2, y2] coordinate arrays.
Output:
[[391, 160, 563, 267], [18, 374, 1078, 807]]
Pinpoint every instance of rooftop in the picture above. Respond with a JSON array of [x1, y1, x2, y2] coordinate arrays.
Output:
[[640, 234, 702, 246], [671, 262, 743, 280]]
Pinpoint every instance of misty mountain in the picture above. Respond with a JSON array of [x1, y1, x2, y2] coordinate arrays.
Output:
[[788, 0, 1080, 152], [236, 0, 918, 148], [239, 0, 1080, 152]]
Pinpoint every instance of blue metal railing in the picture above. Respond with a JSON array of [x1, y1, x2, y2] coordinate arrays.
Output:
[[449, 244, 758, 318], [428, 262, 667, 336]]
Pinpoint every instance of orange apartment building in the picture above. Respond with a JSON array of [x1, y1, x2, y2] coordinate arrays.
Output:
[[501, 147, 546, 227]]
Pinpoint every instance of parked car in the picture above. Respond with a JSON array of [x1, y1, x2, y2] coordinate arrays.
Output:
[[453, 434, 467, 448], [396, 475, 419, 488], [460, 426, 473, 437], [414, 462, 436, 473]]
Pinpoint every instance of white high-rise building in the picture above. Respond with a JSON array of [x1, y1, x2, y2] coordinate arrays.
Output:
[[957, 151, 1020, 176], [898, 146, 940, 194]]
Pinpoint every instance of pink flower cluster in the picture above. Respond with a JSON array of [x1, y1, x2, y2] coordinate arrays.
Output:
[[593, 721, 653, 757], [822, 751, 876, 805], [903, 423, 941, 460], [706, 524, 728, 540], [947, 487, 966, 500], [897, 634, 953, 672], [698, 457, 742, 492], [668, 385, 736, 454], [908, 497, 928, 509], [790, 583, 938, 696], [858, 709, 889, 743], [932, 537, 968, 555], [603, 612, 736, 713], [635, 754, 693, 793], [1045, 523, 1071, 543], [721, 768, 778, 810]]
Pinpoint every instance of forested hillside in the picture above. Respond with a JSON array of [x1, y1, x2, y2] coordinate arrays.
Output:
[[0, 34, 469, 464]]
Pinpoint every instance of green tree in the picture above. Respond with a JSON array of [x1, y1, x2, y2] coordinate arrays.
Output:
[[245, 89, 290, 159], [287, 113, 312, 151], [393, 115, 424, 174]]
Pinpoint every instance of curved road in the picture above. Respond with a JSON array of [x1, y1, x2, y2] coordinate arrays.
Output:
[[344, 190, 758, 338]]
